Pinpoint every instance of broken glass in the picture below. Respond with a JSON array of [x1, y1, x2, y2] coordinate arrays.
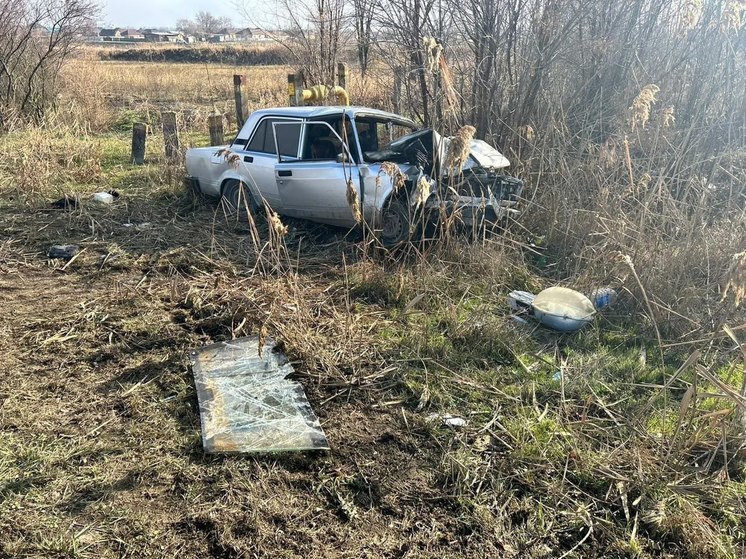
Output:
[[189, 336, 329, 453]]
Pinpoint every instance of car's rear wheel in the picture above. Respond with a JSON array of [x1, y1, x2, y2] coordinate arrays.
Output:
[[380, 199, 411, 248], [221, 179, 257, 222]]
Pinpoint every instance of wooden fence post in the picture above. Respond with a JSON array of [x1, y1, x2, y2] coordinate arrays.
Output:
[[208, 113, 224, 146], [233, 74, 246, 127], [288, 72, 304, 106], [287, 74, 296, 106], [337, 62, 347, 90], [162, 111, 179, 160], [131, 122, 146, 164]]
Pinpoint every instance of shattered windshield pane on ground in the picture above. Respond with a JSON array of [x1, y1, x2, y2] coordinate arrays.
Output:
[[190, 337, 329, 453]]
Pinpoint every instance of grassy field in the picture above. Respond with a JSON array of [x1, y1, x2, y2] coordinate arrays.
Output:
[[1, 54, 745, 558]]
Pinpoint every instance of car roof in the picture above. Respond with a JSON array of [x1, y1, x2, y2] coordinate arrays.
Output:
[[250, 106, 417, 127]]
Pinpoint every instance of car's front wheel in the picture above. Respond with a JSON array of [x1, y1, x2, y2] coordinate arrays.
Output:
[[221, 179, 257, 222], [380, 199, 411, 248]]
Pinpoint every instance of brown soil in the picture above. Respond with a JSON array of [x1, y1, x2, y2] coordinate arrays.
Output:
[[0, 196, 508, 558]]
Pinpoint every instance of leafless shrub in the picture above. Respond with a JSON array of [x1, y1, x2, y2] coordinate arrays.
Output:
[[0, 0, 97, 124]]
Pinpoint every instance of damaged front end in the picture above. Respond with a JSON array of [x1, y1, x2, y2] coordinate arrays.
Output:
[[438, 170, 524, 229], [366, 128, 524, 232]]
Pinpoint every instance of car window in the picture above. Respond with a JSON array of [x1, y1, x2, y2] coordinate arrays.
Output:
[[302, 122, 345, 161], [246, 117, 300, 155], [355, 118, 416, 161], [246, 119, 270, 152], [275, 122, 301, 158]]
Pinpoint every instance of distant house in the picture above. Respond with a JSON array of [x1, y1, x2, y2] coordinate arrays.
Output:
[[235, 28, 254, 41], [98, 28, 146, 42], [144, 30, 184, 43], [209, 28, 237, 43], [121, 29, 144, 40], [236, 27, 276, 42], [99, 28, 122, 39]]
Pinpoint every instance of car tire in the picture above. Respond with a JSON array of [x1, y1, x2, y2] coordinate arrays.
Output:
[[221, 179, 257, 222], [380, 199, 411, 248]]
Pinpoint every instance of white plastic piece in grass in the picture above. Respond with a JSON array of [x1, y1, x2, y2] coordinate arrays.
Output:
[[93, 192, 114, 204], [531, 286, 596, 332], [427, 413, 467, 428]]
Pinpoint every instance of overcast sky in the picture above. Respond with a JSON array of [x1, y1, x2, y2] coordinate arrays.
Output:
[[98, 0, 259, 29]]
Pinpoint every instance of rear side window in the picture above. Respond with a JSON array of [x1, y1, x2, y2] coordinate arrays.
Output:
[[246, 117, 300, 157]]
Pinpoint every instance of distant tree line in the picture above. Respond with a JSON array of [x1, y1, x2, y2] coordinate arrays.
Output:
[[176, 11, 233, 37]]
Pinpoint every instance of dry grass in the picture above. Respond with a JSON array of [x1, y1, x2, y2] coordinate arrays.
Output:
[[2, 49, 746, 558], [58, 58, 289, 131], [55, 54, 389, 134]]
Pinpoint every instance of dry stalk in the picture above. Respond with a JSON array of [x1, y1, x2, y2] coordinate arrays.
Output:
[[445, 125, 476, 176], [377, 162, 406, 191], [721, 0, 746, 34], [681, 0, 703, 30], [631, 84, 659, 131], [617, 253, 665, 367], [721, 251, 746, 307], [623, 135, 635, 189], [661, 106, 676, 128], [346, 178, 362, 223]]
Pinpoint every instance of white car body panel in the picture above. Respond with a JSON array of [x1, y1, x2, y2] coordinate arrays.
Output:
[[185, 106, 521, 231]]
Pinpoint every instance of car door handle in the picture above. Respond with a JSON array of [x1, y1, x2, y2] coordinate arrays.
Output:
[[278, 170, 292, 177], [243, 155, 253, 163]]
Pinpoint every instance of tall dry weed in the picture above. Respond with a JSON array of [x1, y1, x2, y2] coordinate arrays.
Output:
[[722, 251, 746, 307], [681, 0, 703, 29], [721, 0, 746, 33], [631, 84, 660, 131], [346, 178, 362, 223], [445, 125, 476, 174]]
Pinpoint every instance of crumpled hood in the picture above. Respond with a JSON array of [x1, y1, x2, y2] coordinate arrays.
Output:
[[381, 128, 511, 171], [436, 132, 511, 170], [468, 139, 510, 169]]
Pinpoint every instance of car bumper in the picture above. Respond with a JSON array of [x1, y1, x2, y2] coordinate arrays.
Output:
[[431, 196, 520, 227]]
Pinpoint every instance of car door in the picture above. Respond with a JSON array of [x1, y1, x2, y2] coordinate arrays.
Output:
[[229, 116, 301, 211], [272, 121, 361, 227]]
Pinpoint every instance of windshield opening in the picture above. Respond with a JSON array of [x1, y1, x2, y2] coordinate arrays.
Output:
[[354, 117, 416, 162]]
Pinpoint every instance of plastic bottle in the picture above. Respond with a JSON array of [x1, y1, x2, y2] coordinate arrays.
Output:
[[589, 287, 618, 311]]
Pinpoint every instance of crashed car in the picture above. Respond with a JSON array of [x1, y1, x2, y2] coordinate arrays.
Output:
[[185, 106, 523, 246]]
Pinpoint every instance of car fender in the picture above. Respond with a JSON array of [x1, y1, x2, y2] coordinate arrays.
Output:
[[380, 170, 434, 208], [217, 168, 263, 208]]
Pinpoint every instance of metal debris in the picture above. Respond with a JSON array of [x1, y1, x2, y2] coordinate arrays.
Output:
[[189, 336, 329, 454]]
